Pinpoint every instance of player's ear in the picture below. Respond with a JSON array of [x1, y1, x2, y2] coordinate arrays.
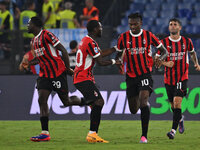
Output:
[[179, 25, 182, 31]]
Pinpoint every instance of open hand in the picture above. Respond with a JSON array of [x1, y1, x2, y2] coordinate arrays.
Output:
[[154, 57, 162, 68]]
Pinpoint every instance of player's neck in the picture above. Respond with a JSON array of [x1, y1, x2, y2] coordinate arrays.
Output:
[[170, 34, 180, 40], [88, 33, 96, 40], [33, 28, 42, 36]]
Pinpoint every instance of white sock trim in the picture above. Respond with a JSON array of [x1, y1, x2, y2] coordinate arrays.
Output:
[[41, 130, 49, 134], [89, 131, 96, 134], [171, 129, 176, 134]]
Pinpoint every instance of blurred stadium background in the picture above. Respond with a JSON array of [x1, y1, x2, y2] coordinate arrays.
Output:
[[0, 0, 200, 148], [0, 0, 200, 75], [0, 0, 199, 120]]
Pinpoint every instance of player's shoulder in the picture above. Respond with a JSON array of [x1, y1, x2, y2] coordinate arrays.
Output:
[[85, 35, 98, 45], [181, 36, 192, 42], [118, 30, 130, 39], [162, 36, 170, 41]]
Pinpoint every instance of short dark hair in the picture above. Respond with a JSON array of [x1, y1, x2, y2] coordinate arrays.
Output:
[[31, 16, 43, 28], [86, 20, 99, 33], [26, 0, 34, 8], [169, 18, 182, 26], [128, 13, 142, 21], [69, 40, 78, 49]]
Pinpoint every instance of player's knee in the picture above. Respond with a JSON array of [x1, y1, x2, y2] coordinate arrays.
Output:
[[38, 98, 47, 106], [94, 98, 104, 107], [140, 101, 148, 108], [129, 107, 138, 114]]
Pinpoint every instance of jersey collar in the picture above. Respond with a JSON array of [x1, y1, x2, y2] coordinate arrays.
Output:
[[35, 29, 43, 38], [169, 36, 182, 42], [130, 29, 143, 37], [86, 35, 95, 41]]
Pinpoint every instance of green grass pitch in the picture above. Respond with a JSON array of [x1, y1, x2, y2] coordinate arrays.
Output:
[[0, 120, 199, 150]]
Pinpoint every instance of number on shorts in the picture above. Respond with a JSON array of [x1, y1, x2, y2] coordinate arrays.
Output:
[[141, 79, 149, 86], [177, 82, 182, 89], [52, 81, 61, 89], [76, 49, 83, 67]]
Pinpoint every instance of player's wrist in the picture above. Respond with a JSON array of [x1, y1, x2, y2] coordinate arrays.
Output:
[[113, 46, 121, 52], [111, 59, 116, 65]]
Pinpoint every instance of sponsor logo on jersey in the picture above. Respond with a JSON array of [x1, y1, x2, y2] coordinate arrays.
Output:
[[94, 47, 99, 53]]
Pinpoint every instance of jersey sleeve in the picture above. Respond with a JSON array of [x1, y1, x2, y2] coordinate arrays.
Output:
[[155, 40, 163, 57], [150, 32, 162, 48], [87, 41, 101, 58], [46, 31, 60, 47], [188, 38, 194, 52], [117, 34, 124, 52]]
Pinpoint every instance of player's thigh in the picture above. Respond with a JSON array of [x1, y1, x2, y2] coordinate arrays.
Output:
[[126, 75, 139, 99], [74, 80, 103, 105], [165, 84, 175, 103], [37, 77, 53, 92], [37, 77, 52, 103]]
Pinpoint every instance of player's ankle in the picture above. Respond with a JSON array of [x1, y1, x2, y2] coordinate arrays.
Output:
[[41, 130, 49, 134]]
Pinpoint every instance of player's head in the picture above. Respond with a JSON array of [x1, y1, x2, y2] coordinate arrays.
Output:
[[69, 40, 78, 53], [0, 1, 7, 11], [168, 18, 182, 35], [26, 0, 35, 10], [128, 13, 142, 34], [28, 16, 43, 33], [85, 0, 93, 8], [87, 20, 102, 37]]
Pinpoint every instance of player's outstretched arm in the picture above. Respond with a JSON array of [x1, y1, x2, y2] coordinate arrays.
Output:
[[190, 51, 200, 71], [95, 54, 121, 66], [19, 52, 39, 71], [100, 46, 121, 57], [162, 61, 174, 68]]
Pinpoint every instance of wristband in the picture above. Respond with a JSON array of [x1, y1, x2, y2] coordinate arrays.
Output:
[[111, 59, 116, 65], [113, 46, 122, 52]]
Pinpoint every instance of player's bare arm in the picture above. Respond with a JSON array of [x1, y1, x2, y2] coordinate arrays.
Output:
[[95, 54, 121, 66], [56, 43, 74, 75], [190, 51, 200, 71], [154, 55, 174, 68], [162, 61, 174, 68], [155, 45, 168, 68], [19, 53, 39, 71], [100, 47, 116, 57]]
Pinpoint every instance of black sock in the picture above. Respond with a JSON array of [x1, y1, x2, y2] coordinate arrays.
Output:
[[90, 105, 102, 133], [40, 116, 49, 131], [171, 108, 174, 113], [140, 106, 150, 138], [172, 108, 182, 130]]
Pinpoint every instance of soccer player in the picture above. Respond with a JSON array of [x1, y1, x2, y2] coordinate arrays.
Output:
[[20, 16, 84, 142], [116, 13, 168, 143], [73, 20, 121, 143], [157, 18, 200, 139]]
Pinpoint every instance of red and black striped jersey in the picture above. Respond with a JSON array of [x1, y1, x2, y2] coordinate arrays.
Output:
[[117, 29, 162, 78], [32, 29, 66, 78], [160, 36, 194, 85], [73, 35, 101, 84]]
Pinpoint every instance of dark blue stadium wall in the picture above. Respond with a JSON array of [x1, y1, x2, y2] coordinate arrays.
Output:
[[0, 75, 199, 120]]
